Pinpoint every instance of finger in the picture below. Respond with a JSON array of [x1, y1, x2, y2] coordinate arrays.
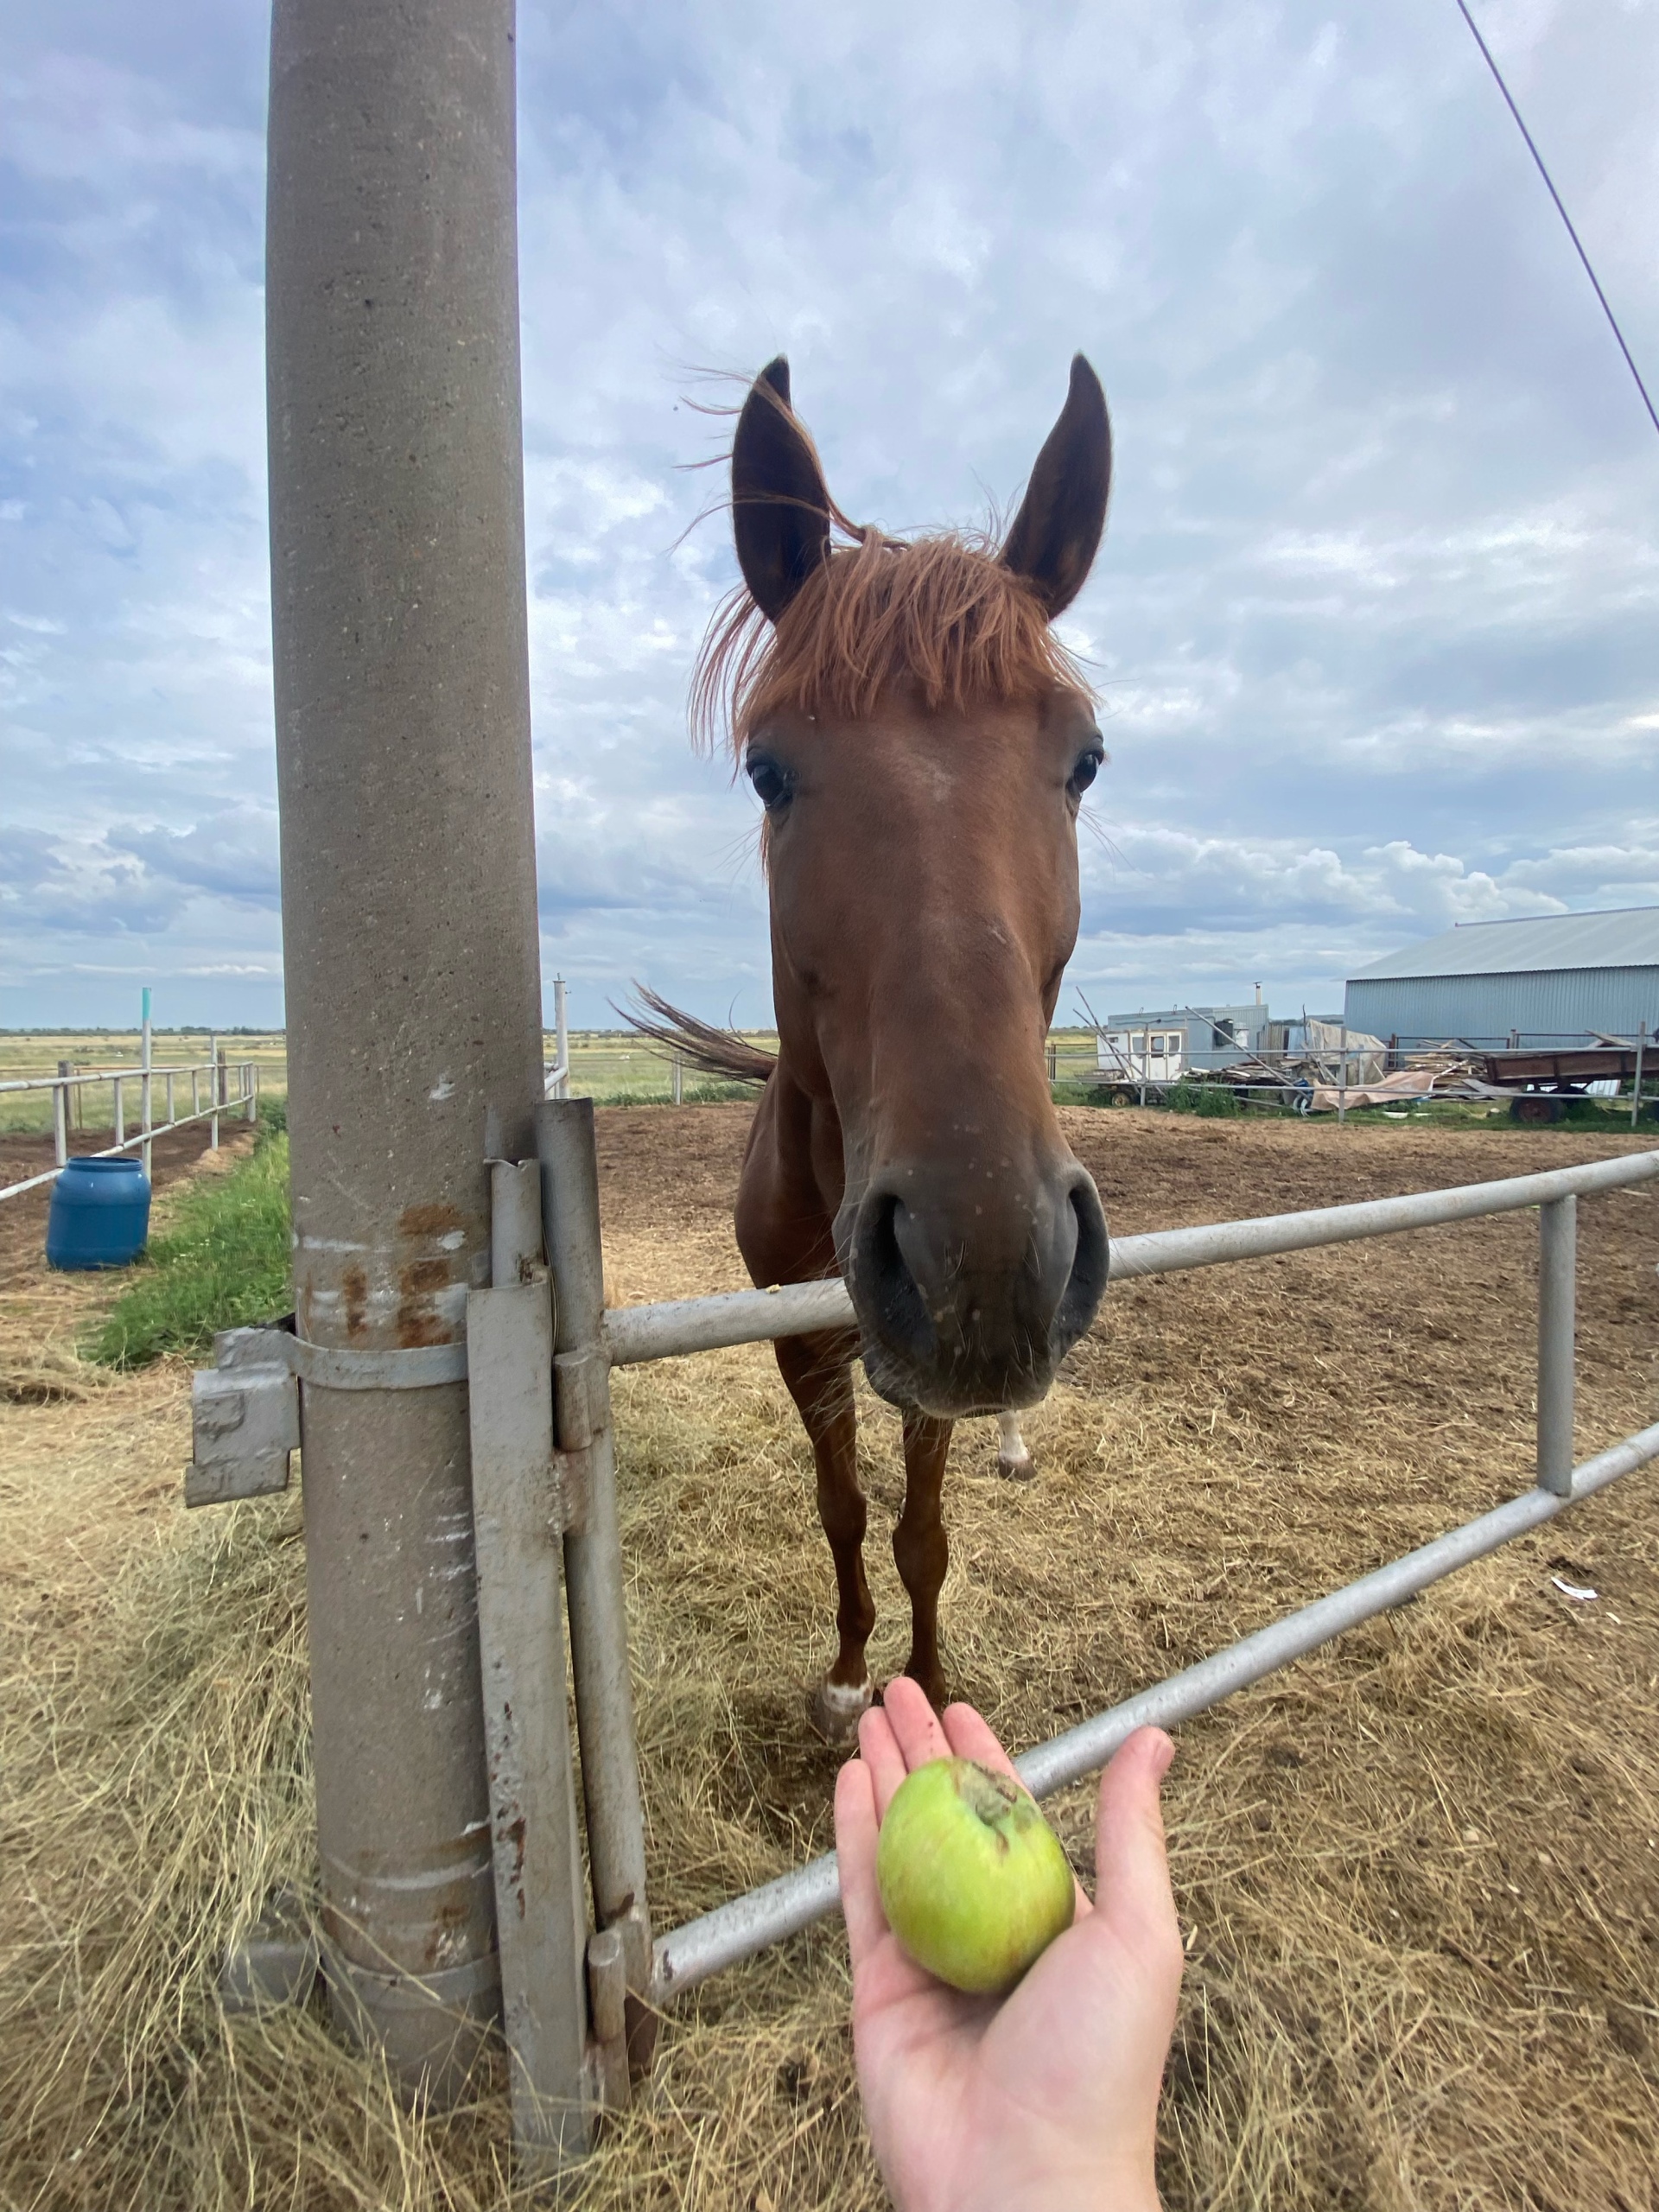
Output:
[[856, 1703, 912, 1821], [1095, 1727, 1180, 1954], [833, 1758, 892, 1967], [880, 1675, 954, 1774], [939, 1701, 1020, 1780]]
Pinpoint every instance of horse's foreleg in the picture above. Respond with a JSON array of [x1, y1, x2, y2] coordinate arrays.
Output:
[[894, 1412, 954, 1710], [775, 1328, 874, 1745], [995, 1407, 1036, 1481]]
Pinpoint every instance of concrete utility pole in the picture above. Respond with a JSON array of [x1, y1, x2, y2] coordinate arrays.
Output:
[[267, 0, 543, 2096]]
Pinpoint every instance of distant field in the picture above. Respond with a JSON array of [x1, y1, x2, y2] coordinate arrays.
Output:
[[0, 1027, 1105, 1128], [0, 1033, 288, 1137]]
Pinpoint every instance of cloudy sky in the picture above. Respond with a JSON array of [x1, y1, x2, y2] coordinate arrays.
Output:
[[3, 0, 1656, 1033]]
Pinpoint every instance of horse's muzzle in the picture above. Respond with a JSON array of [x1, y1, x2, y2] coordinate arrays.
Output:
[[841, 1160, 1109, 1416]]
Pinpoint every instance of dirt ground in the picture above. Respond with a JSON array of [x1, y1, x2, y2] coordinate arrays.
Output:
[[2, 1105, 1656, 2211], [0, 1123, 259, 1407], [0, 1121, 256, 1287]]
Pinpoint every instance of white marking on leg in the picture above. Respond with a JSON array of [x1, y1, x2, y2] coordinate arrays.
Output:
[[809, 1674, 874, 1744], [817, 1677, 873, 1720], [996, 1408, 1036, 1481]]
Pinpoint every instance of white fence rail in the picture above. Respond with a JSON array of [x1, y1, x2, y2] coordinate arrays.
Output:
[[0, 1058, 258, 1203]]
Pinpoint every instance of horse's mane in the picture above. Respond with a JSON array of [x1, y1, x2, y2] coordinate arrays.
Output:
[[691, 529, 1093, 756]]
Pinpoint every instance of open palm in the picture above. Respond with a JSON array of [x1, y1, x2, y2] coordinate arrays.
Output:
[[835, 1679, 1182, 2212]]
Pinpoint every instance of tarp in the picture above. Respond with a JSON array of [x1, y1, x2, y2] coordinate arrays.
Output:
[[1306, 1066, 1443, 1113]]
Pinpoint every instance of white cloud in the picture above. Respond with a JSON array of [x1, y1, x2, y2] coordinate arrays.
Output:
[[1, 0, 1655, 1028]]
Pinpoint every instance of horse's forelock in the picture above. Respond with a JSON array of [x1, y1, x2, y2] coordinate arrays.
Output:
[[690, 532, 1093, 757]]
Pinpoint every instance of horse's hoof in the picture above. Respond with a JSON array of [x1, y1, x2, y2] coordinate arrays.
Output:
[[808, 1676, 873, 1745], [997, 1447, 1036, 1482]]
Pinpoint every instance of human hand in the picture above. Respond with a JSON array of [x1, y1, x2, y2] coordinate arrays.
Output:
[[834, 1679, 1182, 2212]]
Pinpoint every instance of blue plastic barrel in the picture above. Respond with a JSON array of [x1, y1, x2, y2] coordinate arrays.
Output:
[[46, 1155, 152, 1269]]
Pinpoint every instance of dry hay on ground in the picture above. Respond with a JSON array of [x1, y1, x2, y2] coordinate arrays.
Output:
[[2, 1109, 1656, 2210]]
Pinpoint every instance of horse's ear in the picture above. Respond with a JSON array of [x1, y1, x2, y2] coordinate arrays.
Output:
[[1000, 355, 1111, 619], [732, 356, 832, 622]]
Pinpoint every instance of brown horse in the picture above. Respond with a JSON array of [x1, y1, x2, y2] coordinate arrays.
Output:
[[652, 356, 1113, 1740]]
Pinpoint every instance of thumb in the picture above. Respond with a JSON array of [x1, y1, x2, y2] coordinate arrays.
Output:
[[1095, 1727, 1180, 1959]]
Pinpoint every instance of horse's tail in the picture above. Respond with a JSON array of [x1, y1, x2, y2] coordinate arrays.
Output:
[[620, 985, 777, 1085]]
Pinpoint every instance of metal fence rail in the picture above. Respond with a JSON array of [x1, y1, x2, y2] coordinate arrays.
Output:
[[1, 1058, 258, 1203], [604, 1148, 1659, 1365], [651, 1415, 1659, 1998], [612, 1143, 1659, 1999]]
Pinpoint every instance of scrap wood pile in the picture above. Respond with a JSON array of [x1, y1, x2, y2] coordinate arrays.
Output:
[[1304, 1048, 1479, 1115], [1198, 1034, 1478, 1113]]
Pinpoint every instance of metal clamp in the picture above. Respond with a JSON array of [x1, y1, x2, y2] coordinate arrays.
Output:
[[185, 1316, 470, 1507], [547, 1345, 610, 1535], [553, 1345, 610, 1452], [289, 1336, 468, 1389]]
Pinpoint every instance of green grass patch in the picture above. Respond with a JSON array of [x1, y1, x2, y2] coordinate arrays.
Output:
[[89, 1131, 293, 1370]]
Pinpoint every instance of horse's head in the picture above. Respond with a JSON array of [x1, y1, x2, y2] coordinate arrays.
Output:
[[705, 356, 1112, 1418]]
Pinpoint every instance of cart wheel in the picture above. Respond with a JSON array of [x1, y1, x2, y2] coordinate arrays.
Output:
[[1510, 1095, 1564, 1125]]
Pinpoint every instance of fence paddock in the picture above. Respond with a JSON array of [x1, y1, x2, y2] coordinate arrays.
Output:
[[186, 1136, 1659, 2152], [577, 1146, 1659, 2003], [619, 1147, 1659, 1999], [1, 1056, 259, 1205]]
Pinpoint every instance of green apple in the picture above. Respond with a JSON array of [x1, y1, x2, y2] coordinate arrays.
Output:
[[875, 1756, 1076, 1995]]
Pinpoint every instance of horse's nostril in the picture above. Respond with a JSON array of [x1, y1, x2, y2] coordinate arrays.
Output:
[[856, 1191, 937, 1363], [1052, 1172, 1109, 1354], [848, 1163, 1109, 1410]]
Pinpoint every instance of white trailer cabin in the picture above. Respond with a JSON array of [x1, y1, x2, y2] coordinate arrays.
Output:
[[1096, 1023, 1187, 1084]]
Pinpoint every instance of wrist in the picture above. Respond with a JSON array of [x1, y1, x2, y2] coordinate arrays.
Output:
[[956, 2163, 1160, 2212]]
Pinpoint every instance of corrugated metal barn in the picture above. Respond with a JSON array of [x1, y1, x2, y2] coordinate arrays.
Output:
[[1344, 907, 1659, 1047]]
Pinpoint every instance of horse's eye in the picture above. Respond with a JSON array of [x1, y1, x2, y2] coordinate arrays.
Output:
[[1069, 744, 1105, 797], [747, 753, 791, 810]]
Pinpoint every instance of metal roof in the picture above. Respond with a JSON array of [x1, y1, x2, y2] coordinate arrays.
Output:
[[1349, 906, 1659, 983]]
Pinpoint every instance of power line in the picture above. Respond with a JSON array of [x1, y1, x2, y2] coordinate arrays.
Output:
[[1453, 0, 1659, 442]]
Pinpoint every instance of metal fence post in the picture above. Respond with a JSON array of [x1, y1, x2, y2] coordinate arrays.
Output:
[[53, 1078, 67, 1168], [536, 1098, 655, 2070], [114, 1076, 124, 1150], [208, 1034, 219, 1151], [1537, 1194, 1576, 1495], [1634, 1022, 1649, 1130], [468, 1160, 594, 2171], [268, 0, 545, 2098], [245, 1063, 258, 1122], [141, 988, 154, 1176], [1338, 1019, 1348, 1125], [671, 1053, 683, 1106]]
